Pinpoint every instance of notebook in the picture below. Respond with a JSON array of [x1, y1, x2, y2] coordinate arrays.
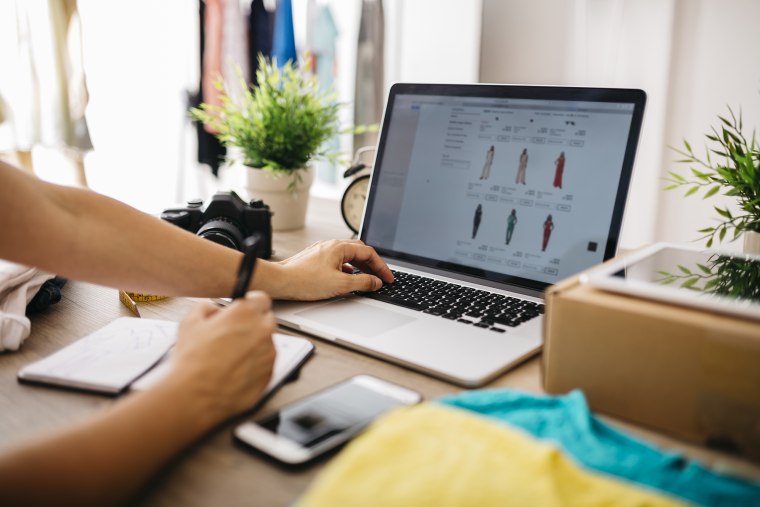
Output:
[[274, 83, 646, 387], [18, 317, 314, 396]]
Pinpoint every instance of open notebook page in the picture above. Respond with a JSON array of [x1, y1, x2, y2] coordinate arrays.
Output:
[[18, 318, 177, 394], [130, 332, 314, 396]]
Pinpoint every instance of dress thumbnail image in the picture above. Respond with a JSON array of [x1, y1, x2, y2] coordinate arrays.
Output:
[[515, 148, 528, 185], [505, 209, 518, 245], [472, 204, 483, 239], [542, 214, 554, 251], [553, 151, 566, 189], [480, 145, 495, 180]]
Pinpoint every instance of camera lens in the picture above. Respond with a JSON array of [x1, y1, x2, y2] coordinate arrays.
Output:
[[197, 218, 246, 251]]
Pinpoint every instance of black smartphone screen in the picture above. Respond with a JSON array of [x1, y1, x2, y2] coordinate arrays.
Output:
[[255, 380, 406, 448]]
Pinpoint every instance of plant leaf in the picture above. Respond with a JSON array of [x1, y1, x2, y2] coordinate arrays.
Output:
[[704, 278, 720, 290], [702, 185, 721, 198]]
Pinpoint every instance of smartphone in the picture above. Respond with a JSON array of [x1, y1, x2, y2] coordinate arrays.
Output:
[[233, 375, 422, 465]]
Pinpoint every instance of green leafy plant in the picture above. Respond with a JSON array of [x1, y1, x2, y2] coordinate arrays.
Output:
[[191, 55, 341, 189], [656, 254, 760, 303], [665, 107, 760, 247]]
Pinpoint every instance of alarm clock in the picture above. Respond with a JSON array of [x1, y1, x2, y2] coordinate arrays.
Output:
[[341, 174, 370, 234], [340, 147, 375, 234]]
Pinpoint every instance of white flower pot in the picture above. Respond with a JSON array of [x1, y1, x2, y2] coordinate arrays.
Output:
[[744, 230, 760, 255], [245, 166, 314, 231]]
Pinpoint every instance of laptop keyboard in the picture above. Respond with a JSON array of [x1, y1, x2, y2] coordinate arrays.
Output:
[[358, 270, 544, 333]]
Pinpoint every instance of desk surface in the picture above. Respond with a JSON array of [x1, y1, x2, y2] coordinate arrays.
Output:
[[2, 197, 759, 506]]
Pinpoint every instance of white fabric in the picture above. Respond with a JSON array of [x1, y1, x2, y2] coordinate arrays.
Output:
[[0, 260, 54, 352]]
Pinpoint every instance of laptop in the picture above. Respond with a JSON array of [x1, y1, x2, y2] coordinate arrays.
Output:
[[275, 83, 646, 387]]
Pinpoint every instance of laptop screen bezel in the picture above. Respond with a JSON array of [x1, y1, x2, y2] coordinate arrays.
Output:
[[359, 83, 647, 293]]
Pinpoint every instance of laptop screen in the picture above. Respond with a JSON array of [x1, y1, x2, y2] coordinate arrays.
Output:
[[361, 84, 646, 292]]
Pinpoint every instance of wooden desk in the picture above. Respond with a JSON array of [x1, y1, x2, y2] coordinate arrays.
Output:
[[2, 197, 758, 506]]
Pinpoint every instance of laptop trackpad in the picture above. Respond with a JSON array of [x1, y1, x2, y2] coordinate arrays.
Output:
[[295, 300, 416, 338]]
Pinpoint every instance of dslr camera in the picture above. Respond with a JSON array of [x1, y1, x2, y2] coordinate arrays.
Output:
[[160, 190, 272, 258]]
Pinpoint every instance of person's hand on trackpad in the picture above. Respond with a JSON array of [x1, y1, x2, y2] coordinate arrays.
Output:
[[274, 240, 394, 301]]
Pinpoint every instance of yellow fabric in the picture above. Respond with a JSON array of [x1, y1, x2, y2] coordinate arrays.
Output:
[[299, 404, 688, 507]]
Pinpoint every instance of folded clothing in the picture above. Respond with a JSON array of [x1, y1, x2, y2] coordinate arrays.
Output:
[[439, 389, 760, 507], [299, 403, 687, 507], [26, 276, 66, 314], [0, 260, 54, 351]]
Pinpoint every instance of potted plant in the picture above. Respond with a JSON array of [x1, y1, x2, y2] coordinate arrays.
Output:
[[665, 107, 760, 253], [192, 55, 340, 230]]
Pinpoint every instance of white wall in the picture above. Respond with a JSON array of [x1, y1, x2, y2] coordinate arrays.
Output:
[[480, 0, 760, 251], [480, 0, 575, 85], [657, 0, 760, 249], [391, 0, 481, 85]]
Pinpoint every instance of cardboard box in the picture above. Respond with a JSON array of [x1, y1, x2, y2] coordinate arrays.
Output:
[[542, 259, 760, 461]]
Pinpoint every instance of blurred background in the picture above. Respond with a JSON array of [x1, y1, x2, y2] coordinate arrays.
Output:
[[0, 0, 758, 251]]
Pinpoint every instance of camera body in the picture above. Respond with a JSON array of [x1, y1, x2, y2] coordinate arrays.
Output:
[[160, 190, 272, 258]]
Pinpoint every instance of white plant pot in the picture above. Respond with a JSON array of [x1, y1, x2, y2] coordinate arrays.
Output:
[[743, 230, 760, 255], [245, 166, 314, 231]]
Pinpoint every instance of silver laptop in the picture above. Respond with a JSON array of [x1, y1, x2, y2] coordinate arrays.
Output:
[[275, 83, 646, 387]]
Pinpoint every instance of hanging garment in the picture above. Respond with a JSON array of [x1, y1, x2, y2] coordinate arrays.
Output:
[[480, 147, 495, 180], [506, 211, 517, 244], [354, 0, 384, 152], [311, 4, 339, 184], [202, 0, 224, 114], [312, 5, 338, 93], [554, 154, 565, 188], [271, 0, 297, 66], [248, 0, 272, 85], [304, 0, 318, 69], [222, 0, 250, 99], [542, 217, 553, 251], [194, 0, 226, 176], [298, 403, 688, 507], [439, 389, 760, 507], [202, 0, 250, 108], [472, 204, 483, 239], [0, 0, 92, 152], [516, 151, 528, 184]]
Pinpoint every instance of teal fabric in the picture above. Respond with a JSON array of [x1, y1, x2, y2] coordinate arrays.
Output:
[[438, 389, 760, 507]]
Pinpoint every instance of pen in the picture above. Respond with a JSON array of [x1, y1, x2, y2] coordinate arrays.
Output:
[[231, 234, 262, 300]]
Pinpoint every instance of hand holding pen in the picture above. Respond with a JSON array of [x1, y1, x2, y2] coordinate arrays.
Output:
[[232, 234, 263, 300]]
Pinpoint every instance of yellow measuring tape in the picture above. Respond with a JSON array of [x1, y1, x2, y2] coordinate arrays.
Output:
[[124, 292, 168, 302], [118, 290, 168, 318]]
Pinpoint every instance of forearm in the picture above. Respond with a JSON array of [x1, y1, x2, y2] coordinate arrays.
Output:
[[0, 372, 217, 507], [2, 163, 391, 300], [1, 164, 285, 297], [51, 185, 238, 296], [55, 185, 288, 296]]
